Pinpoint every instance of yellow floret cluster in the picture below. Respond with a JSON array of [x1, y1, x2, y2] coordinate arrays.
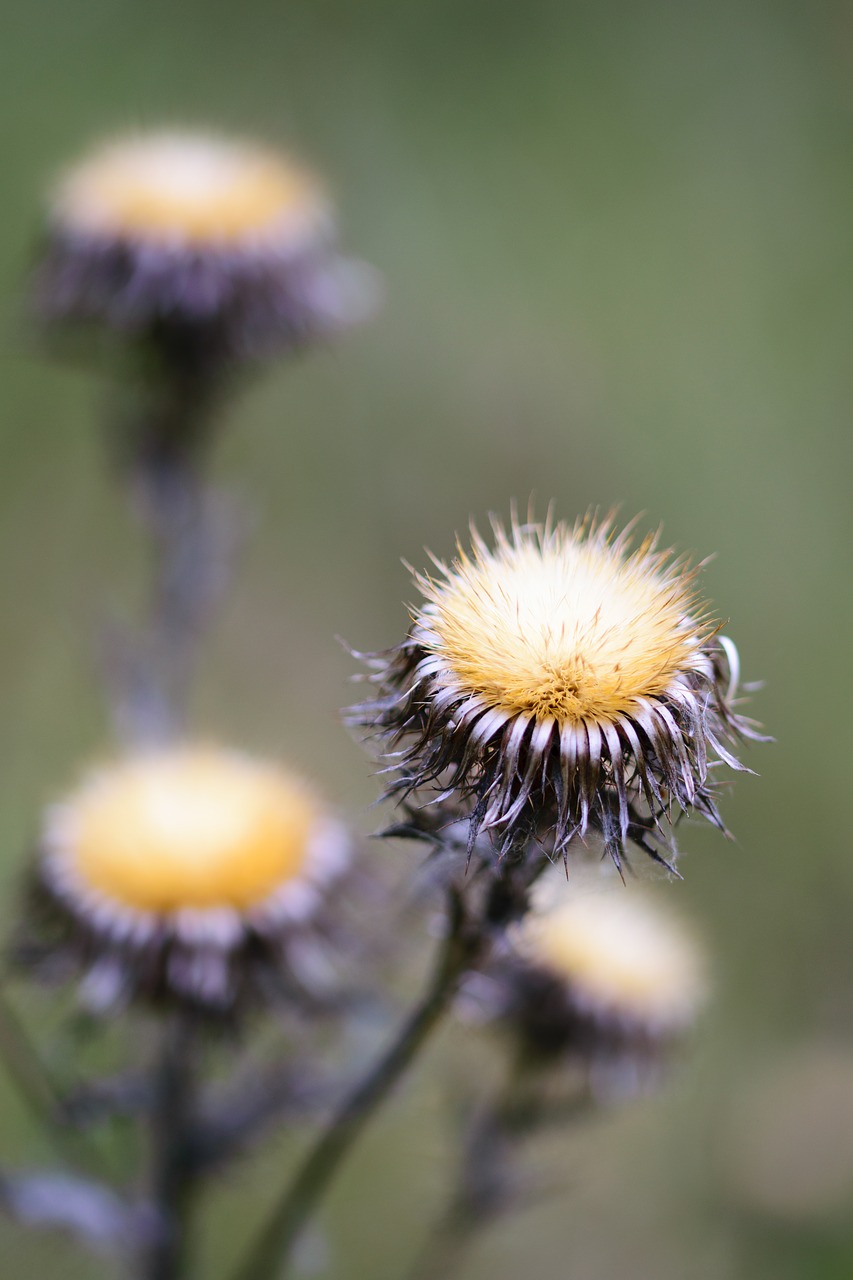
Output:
[[55, 748, 319, 913], [54, 133, 327, 248], [519, 887, 706, 1029], [419, 523, 708, 726]]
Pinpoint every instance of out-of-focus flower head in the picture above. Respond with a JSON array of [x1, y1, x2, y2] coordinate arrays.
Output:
[[356, 509, 762, 871], [478, 875, 708, 1097], [513, 879, 707, 1044], [24, 746, 350, 1015], [34, 130, 378, 363]]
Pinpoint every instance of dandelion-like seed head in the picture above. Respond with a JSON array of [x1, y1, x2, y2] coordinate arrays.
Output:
[[31, 747, 349, 1014], [35, 129, 376, 358], [358, 510, 761, 870]]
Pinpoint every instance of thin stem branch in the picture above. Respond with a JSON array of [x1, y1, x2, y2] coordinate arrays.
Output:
[[0, 987, 63, 1134], [407, 1058, 525, 1280], [230, 888, 483, 1280], [408, 1054, 593, 1280], [106, 344, 237, 745], [0, 983, 111, 1178], [143, 455, 212, 737]]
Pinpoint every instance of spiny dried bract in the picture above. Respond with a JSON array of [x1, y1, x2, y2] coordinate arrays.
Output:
[[26, 746, 349, 1015], [357, 512, 761, 869], [34, 131, 377, 360]]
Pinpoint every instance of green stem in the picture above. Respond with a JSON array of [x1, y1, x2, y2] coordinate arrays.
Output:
[[230, 889, 482, 1280]]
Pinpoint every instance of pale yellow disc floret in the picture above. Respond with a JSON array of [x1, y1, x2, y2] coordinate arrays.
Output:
[[519, 889, 706, 1028], [54, 133, 327, 248], [421, 528, 705, 725], [59, 749, 320, 912]]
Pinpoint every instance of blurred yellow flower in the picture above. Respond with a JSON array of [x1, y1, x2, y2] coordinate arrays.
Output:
[[34, 746, 349, 1012]]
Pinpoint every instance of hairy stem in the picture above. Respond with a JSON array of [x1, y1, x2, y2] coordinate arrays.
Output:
[[230, 888, 483, 1280]]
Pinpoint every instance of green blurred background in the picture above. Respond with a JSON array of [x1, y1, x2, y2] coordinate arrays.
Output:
[[1, 0, 852, 1275]]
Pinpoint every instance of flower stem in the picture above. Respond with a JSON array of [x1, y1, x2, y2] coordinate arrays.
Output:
[[106, 346, 238, 745], [406, 1053, 527, 1280], [408, 1052, 593, 1280], [143, 1013, 200, 1280], [230, 887, 483, 1280]]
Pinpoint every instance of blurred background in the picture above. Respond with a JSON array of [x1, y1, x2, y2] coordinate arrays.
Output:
[[0, 0, 851, 1276]]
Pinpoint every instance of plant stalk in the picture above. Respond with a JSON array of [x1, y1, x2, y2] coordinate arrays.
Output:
[[231, 888, 483, 1280], [142, 1014, 200, 1280], [108, 343, 235, 745]]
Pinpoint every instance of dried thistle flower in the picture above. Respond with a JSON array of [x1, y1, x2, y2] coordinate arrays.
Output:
[[34, 130, 376, 362], [463, 878, 707, 1103], [25, 746, 349, 1014], [356, 510, 761, 870], [510, 880, 707, 1052]]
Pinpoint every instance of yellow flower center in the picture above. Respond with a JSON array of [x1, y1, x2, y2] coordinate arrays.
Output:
[[424, 532, 701, 725], [65, 750, 318, 912], [521, 889, 705, 1025], [54, 133, 326, 248]]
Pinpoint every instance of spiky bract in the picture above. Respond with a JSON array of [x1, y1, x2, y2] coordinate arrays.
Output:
[[356, 511, 761, 870]]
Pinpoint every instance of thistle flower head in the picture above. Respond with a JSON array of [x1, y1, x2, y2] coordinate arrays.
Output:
[[492, 878, 708, 1090], [357, 510, 761, 870], [35, 129, 377, 360], [516, 883, 707, 1039], [28, 746, 349, 1014]]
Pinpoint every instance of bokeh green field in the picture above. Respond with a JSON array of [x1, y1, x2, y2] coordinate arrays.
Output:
[[1, 1, 852, 1276]]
